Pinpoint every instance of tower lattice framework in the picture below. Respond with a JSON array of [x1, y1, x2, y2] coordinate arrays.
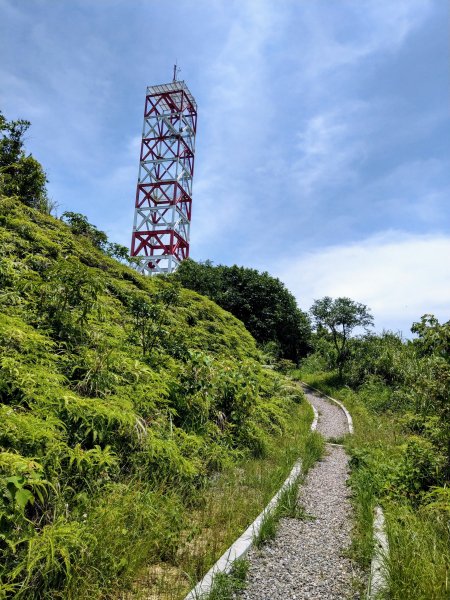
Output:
[[130, 80, 197, 274]]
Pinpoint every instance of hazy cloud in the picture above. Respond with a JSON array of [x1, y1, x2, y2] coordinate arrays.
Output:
[[277, 231, 450, 335]]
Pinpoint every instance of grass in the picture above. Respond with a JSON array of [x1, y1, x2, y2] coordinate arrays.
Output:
[[327, 435, 347, 445], [204, 558, 249, 600], [385, 505, 450, 600], [294, 370, 450, 599], [1, 197, 319, 598], [276, 480, 307, 520], [253, 429, 324, 548], [127, 397, 319, 599]]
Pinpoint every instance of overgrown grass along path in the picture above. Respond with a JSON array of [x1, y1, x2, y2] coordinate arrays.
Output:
[[299, 371, 450, 600], [237, 386, 365, 600], [124, 397, 314, 599]]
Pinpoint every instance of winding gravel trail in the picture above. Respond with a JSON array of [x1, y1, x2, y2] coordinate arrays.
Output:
[[237, 386, 363, 600]]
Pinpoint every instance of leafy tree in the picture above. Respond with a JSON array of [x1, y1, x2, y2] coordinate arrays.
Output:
[[61, 212, 137, 266], [409, 315, 450, 468], [411, 314, 450, 360], [310, 296, 374, 378], [345, 331, 410, 388], [61, 212, 108, 250], [106, 242, 131, 263], [175, 259, 311, 362], [0, 111, 49, 212]]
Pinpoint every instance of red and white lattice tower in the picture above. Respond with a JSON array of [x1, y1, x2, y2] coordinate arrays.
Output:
[[130, 79, 197, 274]]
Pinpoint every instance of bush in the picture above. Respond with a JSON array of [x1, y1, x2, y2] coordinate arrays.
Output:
[[0, 197, 305, 598], [0, 113, 50, 213], [175, 259, 311, 362]]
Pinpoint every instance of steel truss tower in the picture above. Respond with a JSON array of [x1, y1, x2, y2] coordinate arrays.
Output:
[[130, 80, 197, 274]]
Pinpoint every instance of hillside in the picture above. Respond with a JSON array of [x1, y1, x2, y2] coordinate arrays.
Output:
[[174, 259, 311, 362], [0, 196, 305, 598]]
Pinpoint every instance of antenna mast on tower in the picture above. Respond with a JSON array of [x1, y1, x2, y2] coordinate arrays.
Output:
[[130, 71, 197, 274]]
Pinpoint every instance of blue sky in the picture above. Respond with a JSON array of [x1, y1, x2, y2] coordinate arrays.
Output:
[[1, 0, 449, 334]]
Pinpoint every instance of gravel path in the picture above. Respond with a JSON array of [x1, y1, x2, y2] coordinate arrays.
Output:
[[236, 387, 363, 600], [306, 392, 348, 440]]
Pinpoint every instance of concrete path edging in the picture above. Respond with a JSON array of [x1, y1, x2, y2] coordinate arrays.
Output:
[[184, 461, 303, 599], [367, 506, 389, 599], [310, 403, 319, 432], [183, 393, 319, 600]]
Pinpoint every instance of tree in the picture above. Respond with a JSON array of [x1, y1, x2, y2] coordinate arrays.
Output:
[[411, 314, 450, 360], [61, 212, 108, 250], [409, 315, 450, 469], [310, 296, 374, 378], [0, 111, 49, 212], [61, 212, 138, 265], [175, 259, 311, 362], [106, 242, 131, 263]]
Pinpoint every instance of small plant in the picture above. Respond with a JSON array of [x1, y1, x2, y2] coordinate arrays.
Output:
[[39, 257, 104, 342], [327, 435, 347, 445], [129, 284, 180, 357], [253, 431, 324, 548], [276, 480, 308, 520], [253, 508, 278, 548], [205, 558, 249, 600], [302, 430, 325, 473]]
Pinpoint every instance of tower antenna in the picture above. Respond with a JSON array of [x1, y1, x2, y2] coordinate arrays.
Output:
[[173, 62, 181, 82], [130, 76, 197, 275]]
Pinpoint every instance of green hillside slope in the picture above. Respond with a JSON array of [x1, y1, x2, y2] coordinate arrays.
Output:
[[0, 197, 306, 598]]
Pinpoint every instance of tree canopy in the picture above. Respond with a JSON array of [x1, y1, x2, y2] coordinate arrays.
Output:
[[310, 296, 374, 377], [0, 111, 49, 212], [61, 211, 132, 263], [174, 259, 312, 362]]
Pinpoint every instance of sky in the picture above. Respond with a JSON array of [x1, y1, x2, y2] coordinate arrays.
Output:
[[1, 0, 449, 335]]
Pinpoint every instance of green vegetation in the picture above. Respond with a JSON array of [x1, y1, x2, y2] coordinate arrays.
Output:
[[310, 296, 374, 378], [128, 397, 313, 598], [253, 430, 324, 548], [61, 211, 132, 263], [0, 194, 313, 599], [296, 305, 450, 599], [4, 109, 447, 599], [205, 559, 249, 600], [174, 259, 311, 363], [0, 112, 50, 214]]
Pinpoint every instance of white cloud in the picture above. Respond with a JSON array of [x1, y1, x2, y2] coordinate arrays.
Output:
[[192, 0, 288, 250], [299, 0, 433, 81], [292, 102, 369, 199], [276, 231, 450, 334]]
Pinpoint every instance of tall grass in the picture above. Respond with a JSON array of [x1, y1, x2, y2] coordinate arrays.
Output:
[[348, 468, 377, 571], [127, 398, 316, 599], [204, 559, 249, 600], [385, 505, 450, 600], [253, 430, 324, 549], [296, 370, 450, 599]]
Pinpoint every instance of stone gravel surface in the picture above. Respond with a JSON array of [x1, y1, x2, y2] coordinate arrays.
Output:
[[305, 389, 348, 440], [236, 388, 363, 600]]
